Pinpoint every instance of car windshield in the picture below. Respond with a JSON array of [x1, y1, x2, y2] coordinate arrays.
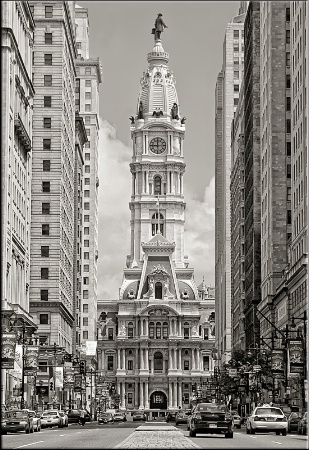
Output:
[[5, 411, 28, 419], [196, 404, 227, 412], [256, 408, 283, 416], [43, 412, 57, 416]]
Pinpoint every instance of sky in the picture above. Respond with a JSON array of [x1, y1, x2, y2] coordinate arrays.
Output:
[[77, 1, 241, 299]]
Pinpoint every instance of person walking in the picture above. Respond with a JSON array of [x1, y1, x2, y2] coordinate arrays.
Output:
[[79, 409, 86, 426]]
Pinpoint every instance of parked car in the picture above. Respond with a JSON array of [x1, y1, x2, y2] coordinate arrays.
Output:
[[1, 409, 34, 434], [67, 409, 91, 424], [188, 402, 234, 438], [98, 412, 114, 424], [175, 411, 189, 426], [166, 411, 177, 422], [287, 412, 302, 433], [246, 404, 287, 436], [231, 410, 242, 429], [41, 410, 63, 428], [297, 412, 307, 435], [132, 412, 146, 422], [113, 412, 126, 422], [58, 411, 69, 427]]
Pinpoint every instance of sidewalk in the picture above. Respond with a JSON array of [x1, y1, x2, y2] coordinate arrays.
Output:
[[114, 423, 200, 449]]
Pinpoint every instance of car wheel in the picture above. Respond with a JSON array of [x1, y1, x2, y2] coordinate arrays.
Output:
[[30, 427, 34, 433], [38, 426, 41, 432], [282, 430, 287, 436], [189, 428, 196, 437], [250, 427, 255, 434], [225, 431, 233, 438]]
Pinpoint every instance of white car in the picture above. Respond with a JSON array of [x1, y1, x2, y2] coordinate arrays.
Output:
[[41, 410, 63, 428], [246, 404, 287, 436]]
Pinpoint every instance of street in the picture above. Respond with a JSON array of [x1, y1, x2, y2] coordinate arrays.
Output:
[[1, 422, 308, 449]]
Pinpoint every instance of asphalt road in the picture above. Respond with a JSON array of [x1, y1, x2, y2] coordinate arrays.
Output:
[[1, 422, 308, 449]]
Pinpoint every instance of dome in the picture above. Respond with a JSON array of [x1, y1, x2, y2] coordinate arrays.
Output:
[[137, 40, 179, 120]]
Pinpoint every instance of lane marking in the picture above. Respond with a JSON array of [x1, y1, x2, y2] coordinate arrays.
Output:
[[14, 442, 44, 449], [272, 442, 283, 445]]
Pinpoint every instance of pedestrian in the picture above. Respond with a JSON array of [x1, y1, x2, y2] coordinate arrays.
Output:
[[79, 409, 86, 426]]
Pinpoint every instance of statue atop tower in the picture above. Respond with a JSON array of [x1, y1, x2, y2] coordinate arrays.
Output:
[[152, 13, 168, 42]]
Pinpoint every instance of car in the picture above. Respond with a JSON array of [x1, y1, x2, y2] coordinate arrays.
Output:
[[246, 404, 287, 436], [58, 411, 69, 427], [231, 410, 241, 429], [188, 402, 234, 438], [166, 411, 177, 422], [1, 409, 34, 434], [41, 410, 63, 428], [67, 409, 81, 423], [287, 412, 302, 433], [297, 412, 307, 435], [98, 412, 114, 424], [175, 411, 189, 426], [132, 412, 146, 422], [113, 412, 126, 422]]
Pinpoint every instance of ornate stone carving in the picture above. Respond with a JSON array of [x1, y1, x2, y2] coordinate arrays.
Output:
[[127, 289, 136, 299]]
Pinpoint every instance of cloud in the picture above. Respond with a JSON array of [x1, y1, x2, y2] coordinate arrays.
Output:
[[97, 119, 215, 298], [97, 119, 131, 299], [184, 177, 216, 288]]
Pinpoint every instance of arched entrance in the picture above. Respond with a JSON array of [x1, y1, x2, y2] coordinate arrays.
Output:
[[149, 390, 167, 409]]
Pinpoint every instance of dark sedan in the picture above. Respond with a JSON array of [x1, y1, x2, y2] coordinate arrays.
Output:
[[67, 409, 91, 423], [98, 412, 114, 424], [166, 411, 177, 422]]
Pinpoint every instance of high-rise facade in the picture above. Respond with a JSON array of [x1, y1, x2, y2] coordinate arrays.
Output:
[[1, 0, 37, 408], [96, 29, 216, 415], [215, 7, 246, 366], [75, 4, 102, 352], [29, 1, 77, 352]]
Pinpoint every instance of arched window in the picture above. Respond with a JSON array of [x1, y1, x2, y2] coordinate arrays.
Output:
[[155, 282, 162, 299], [156, 322, 162, 339], [128, 322, 134, 339], [151, 213, 164, 236], [163, 322, 169, 339], [154, 351, 163, 372], [154, 176, 162, 195], [149, 322, 155, 339]]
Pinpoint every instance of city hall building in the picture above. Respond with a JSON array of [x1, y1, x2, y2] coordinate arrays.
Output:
[[97, 30, 215, 415]]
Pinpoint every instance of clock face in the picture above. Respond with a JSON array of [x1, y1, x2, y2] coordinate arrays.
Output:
[[149, 137, 166, 154]]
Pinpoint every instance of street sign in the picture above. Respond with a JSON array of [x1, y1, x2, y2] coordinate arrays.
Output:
[[253, 365, 261, 371], [229, 368, 237, 377]]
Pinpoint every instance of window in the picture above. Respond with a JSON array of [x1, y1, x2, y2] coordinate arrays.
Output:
[[38, 361, 48, 372], [127, 360, 133, 370], [45, 5, 53, 18], [44, 75, 52, 86], [183, 360, 190, 370], [85, 153, 90, 161], [42, 224, 50, 236], [84, 178, 90, 185], [84, 202, 90, 210], [43, 139, 51, 150], [286, 119, 291, 134], [30, 5, 34, 15], [84, 215, 89, 222], [76, 42, 81, 49], [85, 67, 91, 75], [85, 165, 90, 173], [41, 268, 49, 279], [287, 209, 292, 224], [154, 176, 161, 195], [85, 92, 91, 100], [149, 322, 154, 339], [287, 187, 291, 201], [108, 328, 114, 340], [234, 98, 239, 106], [234, 84, 239, 92], [83, 277, 89, 285], [203, 355, 210, 371], [107, 355, 113, 370], [234, 70, 239, 79], [84, 239, 89, 247], [85, 80, 91, 87], [45, 33, 52, 44], [233, 43, 239, 52], [286, 52, 290, 67], [286, 7, 290, 21], [42, 203, 50, 214], [154, 352, 163, 371], [152, 213, 164, 236], [43, 160, 50, 171], [44, 54, 52, 65], [156, 322, 162, 339], [286, 75, 291, 89], [40, 314, 49, 324], [233, 30, 239, 38], [84, 252, 89, 259], [127, 393, 133, 404], [40, 289, 49, 301], [84, 227, 89, 235], [83, 304, 88, 313], [44, 96, 51, 107], [286, 141, 291, 156], [286, 30, 290, 44], [287, 164, 291, 178], [43, 117, 51, 128], [84, 190, 90, 198], [41, 246, 49, 257], [203, 328, 209, 340], [42, 181, 50, 193], [85, 141, 90, 148], [85, 116, 91, 125], [184, 323, 190, 339], [83, 264, 89, 272], [286, 97, 291, 111], [85, 104, 91, 112], [83, 317, 88, 326], [128, 322, 134, 338], [83, 290, 89, 299], [83, 331, 88, 340]]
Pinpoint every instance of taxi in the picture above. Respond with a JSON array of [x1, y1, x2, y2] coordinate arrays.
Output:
[[246, 404, 287, 436]]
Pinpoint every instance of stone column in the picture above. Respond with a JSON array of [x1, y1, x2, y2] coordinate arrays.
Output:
[[140, 382, 144, 408], [118, 349, 121, 369], [145, 382, 149, 408], [146, 171, 149, 194], [173, 383, 177, 408], [135, 349, 139, 371], [191, 348, 195, 370], [169, 351, 172, 370], [196, 351, 200, 371], [179, 319, 182, 336], [135, 381, 138, 407], [145, 348, 149, 371], [178, 383, 182, 408], [122, 349, 125, 370], [169, 383, 173, 408], [178, 349, 181, 370]]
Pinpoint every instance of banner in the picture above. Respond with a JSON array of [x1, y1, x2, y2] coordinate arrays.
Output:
[[288, 339, 304, 374], [63, 363, 74, 389], [86, 340, 97, 356], [55, 366, 64, 388], [74, 374, 83, 392], [1, 333, 17, 369], [271, 349, 285, 374], [24, 345, 39, 375]]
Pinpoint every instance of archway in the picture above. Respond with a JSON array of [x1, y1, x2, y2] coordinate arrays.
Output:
[[149, 390, 167, 409]]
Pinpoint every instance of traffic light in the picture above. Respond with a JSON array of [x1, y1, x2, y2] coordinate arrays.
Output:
[[109, 382, 116, 396], [214, 367, 219, 378], [50, 381, 54, 391], [192, 383, 196, 392], [80, 360, 86, 374]]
